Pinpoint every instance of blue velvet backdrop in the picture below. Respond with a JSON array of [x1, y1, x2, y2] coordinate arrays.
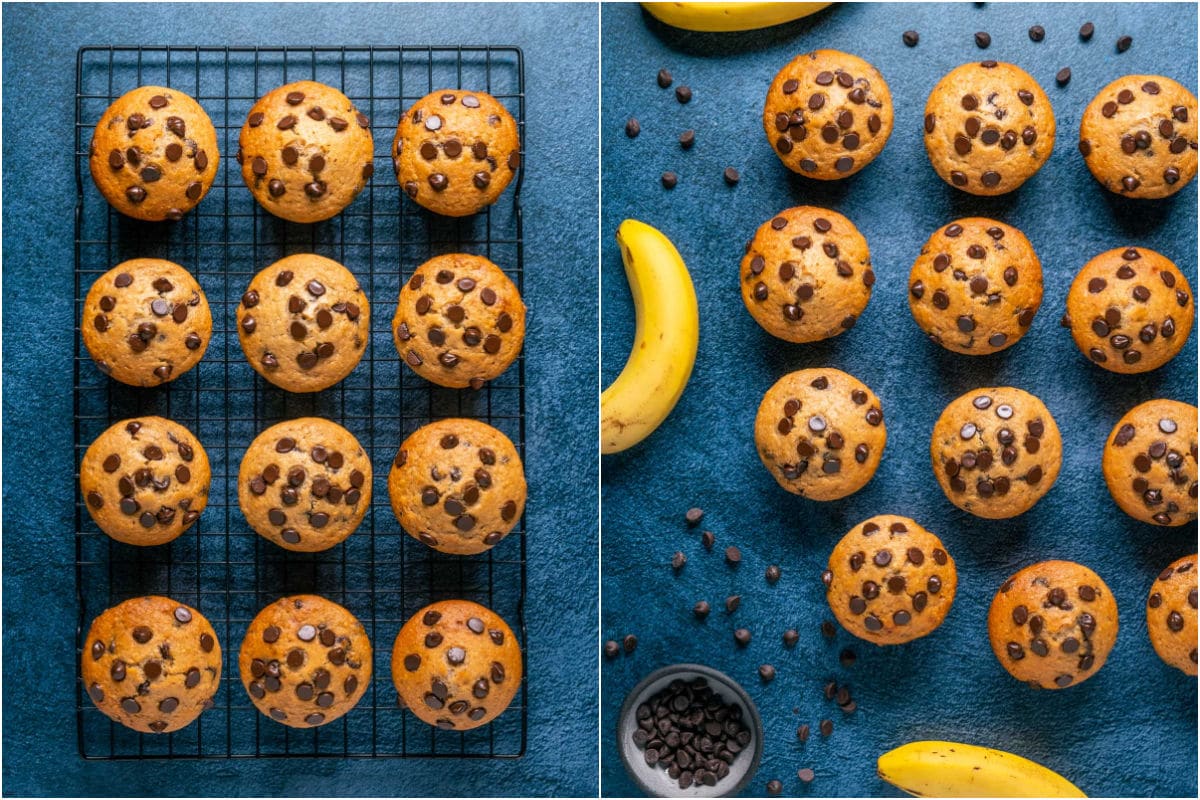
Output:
[[601, 3, 1197, 797], [1, 3, 598, 796]]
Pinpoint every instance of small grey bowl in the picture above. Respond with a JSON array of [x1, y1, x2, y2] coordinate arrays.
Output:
[[617, 663, 764, 798]]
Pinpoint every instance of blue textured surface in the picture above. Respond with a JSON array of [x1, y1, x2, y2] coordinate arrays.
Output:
[[601, 3, 1197, 797], [1, 3, 597, 796]]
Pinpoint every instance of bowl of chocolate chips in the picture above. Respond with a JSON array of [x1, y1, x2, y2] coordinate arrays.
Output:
[[618, 663, 763, 797]]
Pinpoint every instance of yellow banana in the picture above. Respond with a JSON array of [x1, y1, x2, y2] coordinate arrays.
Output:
[[601, 220, 699, 455], [642, 2, 833, 32], [878, 741, 1086, 798]]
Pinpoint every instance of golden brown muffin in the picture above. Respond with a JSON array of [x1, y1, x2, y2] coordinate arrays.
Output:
[[81, 259, 212, 386], [391, 600, 522, 730], [1079, 75, 1198, 199], [740, 207, 874, 342], [236, 254, 370, 393], [754, 368, 886, 500], [239, 595, 372, 728], [393, 89, 521, 217], [923, 61, 1055, 195], [822, 515, 956, 645], [82, 596, 221, 733], [1063, 247, 1194, 373], [1102, 399, 1197, 527], [1147, 555, 1198, 675], [908, 218, 1042, 355], [392, 253, 526, 389], [80, 416, 210, 546], [931, 387, 1061, 519], [988, 561, 1118, 689], [89, 86, 219, 221], [762, 49, 894, 179], [238, 418, 371, 552], [389, 418, 525, 555], [238, 81, 374, 223]]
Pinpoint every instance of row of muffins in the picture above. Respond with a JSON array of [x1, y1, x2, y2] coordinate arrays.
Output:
[[90, 81, 521, 223], [82, 594, 522, 735], [761, 50, 1198, 199], [740, 210, 1195, 373], [80, 415, 525, 555], [818, 516, 1197, 681], [753, 368, 1197, 527], [82, 251, 525, 392]]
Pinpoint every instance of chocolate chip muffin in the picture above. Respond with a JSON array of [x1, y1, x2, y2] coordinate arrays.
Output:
[[393, 89, 521, 217], [239, 81, 374, 223], [931, 387, 1061, 519], [988, 561, 1118, 689], [237, 254, 370, 393], [1147, 555, 1198, 675], [392, 253, 526, 389], [754, 368, 886, 500], [81, 416, 210, 546], [82, 596, 221, 733], [923, 61, 1055, 195], [239, 595, 372, 728], [908, 218, 1043, 355], [388, 418, 525, 555], [1063, 247, 1194, 374], [390, 600, 522, 730], [822, 515, 957, 645], [1102, 399, 1197, 527], [1079, 75, 1198, 199], [762, 49, 894, 179], [89, 86, 219, 221], [82, 259, 212, 386], [741, 207, 874, 342], [238, 418, 371, 552]]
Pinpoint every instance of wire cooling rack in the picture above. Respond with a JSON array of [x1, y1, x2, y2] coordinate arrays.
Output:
[[73, 45, 527, 760]]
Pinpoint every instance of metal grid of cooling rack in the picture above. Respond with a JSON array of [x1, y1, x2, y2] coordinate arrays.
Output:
[[73, 45, 527, 760]]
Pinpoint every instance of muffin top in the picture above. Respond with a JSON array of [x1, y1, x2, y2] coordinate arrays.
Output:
[[393, 89, 521, 217], [89, 85, 219, 221], [238, 81, 374, 223]]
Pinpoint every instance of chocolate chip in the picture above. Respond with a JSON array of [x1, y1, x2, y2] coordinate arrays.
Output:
[[903, 30, 919, 46]]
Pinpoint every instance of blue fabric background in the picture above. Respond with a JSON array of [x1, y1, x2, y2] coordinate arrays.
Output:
[[1, 3, 598, 796], [601, 2, 1197, 797]]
